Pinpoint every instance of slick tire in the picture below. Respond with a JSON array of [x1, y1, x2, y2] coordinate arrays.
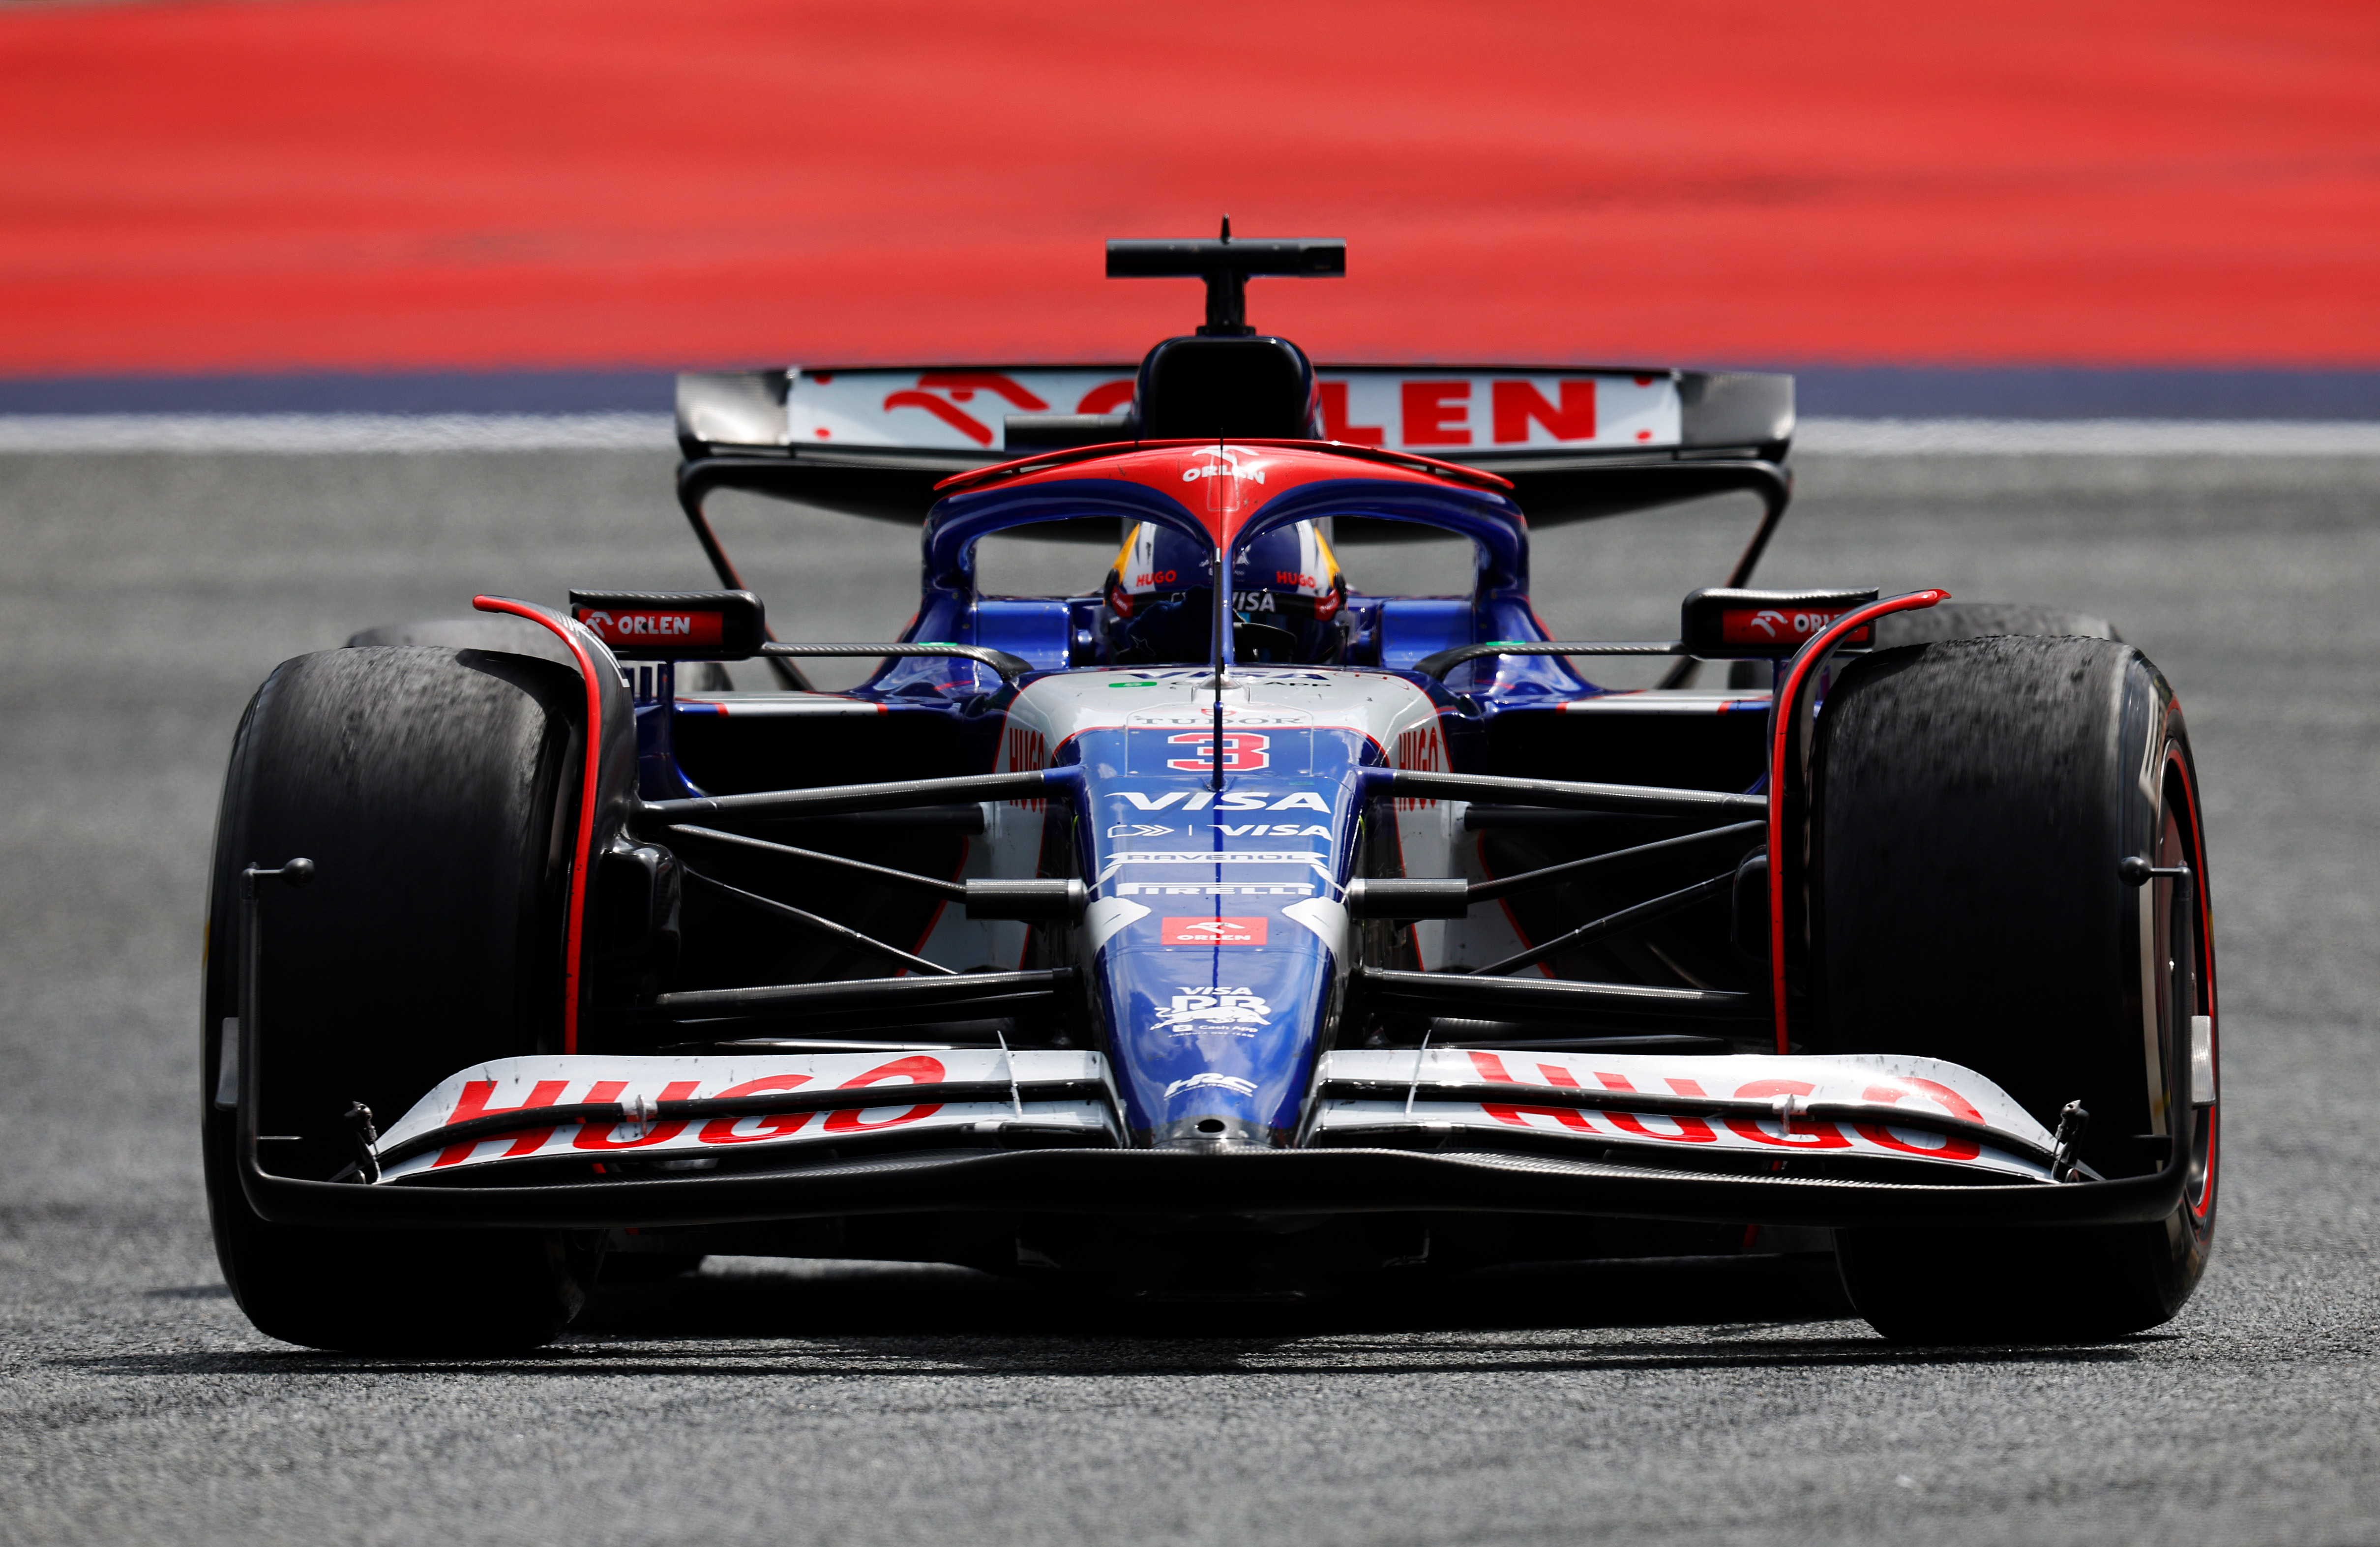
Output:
[[1870, 601, 2120, 650], [1813, 635, 2218, 1343], [347, 620, 737, 691], [345, 616, 580, 667], [201, 646, 599, 1354], [1725, 602, 2120, 688]]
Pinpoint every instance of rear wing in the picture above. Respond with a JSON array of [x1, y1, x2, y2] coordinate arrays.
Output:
[[676, 365, 1792, 531]]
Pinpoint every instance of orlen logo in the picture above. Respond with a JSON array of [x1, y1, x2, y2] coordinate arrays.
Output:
[[1180, 449, 1267, 486], [1161, 916, 1268, 946], [1720, 607, 1871, 647], [1183, 448, 1269, 514], [1318, 376, 1641, 447], [881, 372, 1050, 447], [574, 609, 723, 647]]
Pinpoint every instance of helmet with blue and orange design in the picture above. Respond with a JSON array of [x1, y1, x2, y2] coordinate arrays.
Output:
[[1099, 520, 1351, 665]]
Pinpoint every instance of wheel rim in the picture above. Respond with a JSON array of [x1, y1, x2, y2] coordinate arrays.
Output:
[[2159, 749, 2218, 1231]]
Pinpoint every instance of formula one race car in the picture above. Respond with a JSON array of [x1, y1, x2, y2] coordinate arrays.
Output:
[[202, 232, 2219, 1350]]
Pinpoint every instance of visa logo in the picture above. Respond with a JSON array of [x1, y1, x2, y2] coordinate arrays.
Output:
[[1115, 791, 1332, 812]]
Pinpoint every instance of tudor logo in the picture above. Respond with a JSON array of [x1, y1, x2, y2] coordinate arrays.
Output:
[[1161, 916, 1268, 946]]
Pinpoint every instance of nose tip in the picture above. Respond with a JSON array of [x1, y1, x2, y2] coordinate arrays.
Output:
[[1151, 1114, 1276, 1151]]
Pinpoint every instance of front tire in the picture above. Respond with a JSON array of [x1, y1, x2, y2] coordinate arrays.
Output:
[[1870, 600, 2120, 649], [1813, 635, 2218, 1342], [202, 646, 600, 1353]]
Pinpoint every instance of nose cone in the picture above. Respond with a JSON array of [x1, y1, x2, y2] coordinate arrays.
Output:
[[1106, 946, 1337, 1146], [1078, 746, 1357, 1147], [1021, 667, 1414, 1149]]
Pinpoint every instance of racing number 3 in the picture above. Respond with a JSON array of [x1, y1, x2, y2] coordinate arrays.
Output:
[[1166, 731, 1269, 773]]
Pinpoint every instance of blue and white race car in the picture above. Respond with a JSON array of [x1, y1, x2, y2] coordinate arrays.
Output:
[[203, 232, 2219, 1349]]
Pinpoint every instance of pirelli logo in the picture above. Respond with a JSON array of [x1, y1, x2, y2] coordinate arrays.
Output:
[[1116, 884, 1314, 896]]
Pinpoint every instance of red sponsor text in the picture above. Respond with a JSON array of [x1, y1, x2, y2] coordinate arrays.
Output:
[[1161, 916, 1268, 946], [574, 609, 724, 647]]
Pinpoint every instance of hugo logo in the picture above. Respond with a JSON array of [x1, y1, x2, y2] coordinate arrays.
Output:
[[1003, 726, 1048, 812]]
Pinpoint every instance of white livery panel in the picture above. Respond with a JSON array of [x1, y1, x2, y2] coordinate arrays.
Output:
[[375, 1050, 1118, 1180], [1315, 1048, 2058, 1180], [779, 367, 1682, 455]]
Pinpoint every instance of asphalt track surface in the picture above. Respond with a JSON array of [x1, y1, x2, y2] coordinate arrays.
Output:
[[2, 448, 2377, 1545]]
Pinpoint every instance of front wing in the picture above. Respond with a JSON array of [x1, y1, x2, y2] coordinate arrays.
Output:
[[231, 1047, 2188, 1232]]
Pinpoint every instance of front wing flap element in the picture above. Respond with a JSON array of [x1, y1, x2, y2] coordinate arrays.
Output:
[[372, 1049, 1123, 1181], [1311, 1048, 2060, 1182]]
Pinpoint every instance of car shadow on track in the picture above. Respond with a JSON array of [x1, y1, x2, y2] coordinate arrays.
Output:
[[574, 1250, 1867, 1340], [79, 1254, 2161, 1377]]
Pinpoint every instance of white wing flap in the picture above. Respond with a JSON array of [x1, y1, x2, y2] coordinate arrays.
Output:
[[375, 1049, 1115, 1180], [775, 367, 1682, 454], [1316, 1048, 2057, 1180]]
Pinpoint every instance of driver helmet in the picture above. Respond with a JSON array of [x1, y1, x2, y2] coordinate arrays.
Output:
[[1101, 520, 1350, 665]]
